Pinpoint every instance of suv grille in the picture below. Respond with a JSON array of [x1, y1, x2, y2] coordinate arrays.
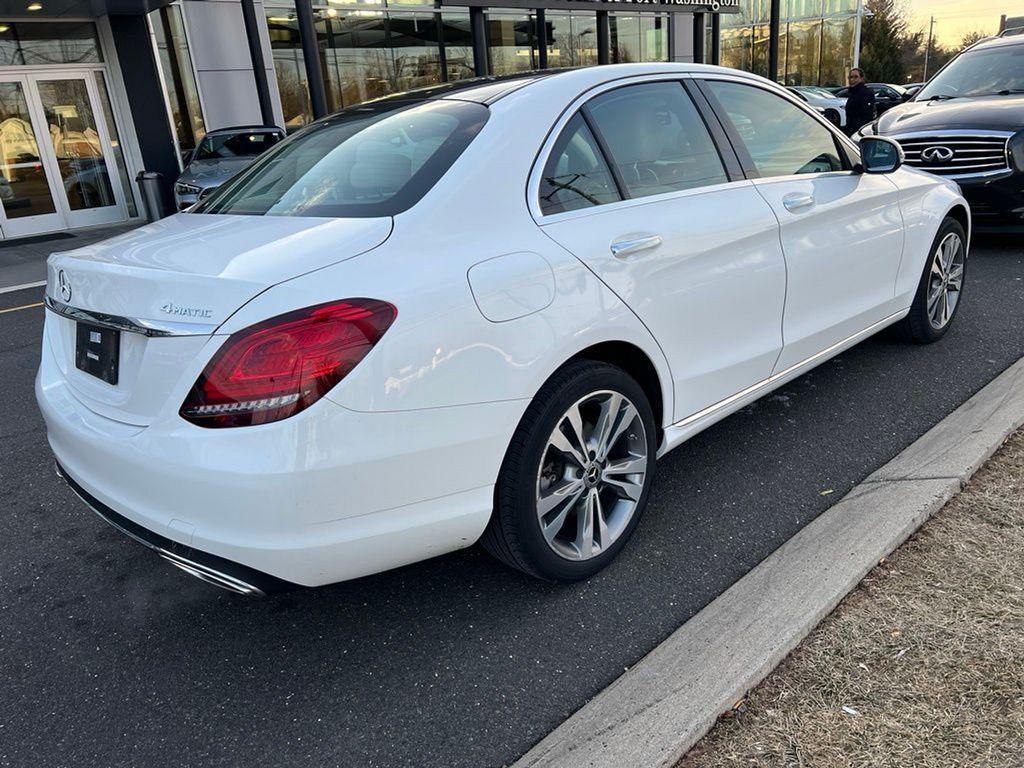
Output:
[[894, 134, 1011, 177]]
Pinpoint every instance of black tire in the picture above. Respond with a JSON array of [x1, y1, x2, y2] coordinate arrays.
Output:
[[896, 216, 967, 344], [481, 360, 658, 581], [824, 109, 841, 127]]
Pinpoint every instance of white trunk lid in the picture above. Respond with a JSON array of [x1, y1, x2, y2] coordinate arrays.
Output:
[[43, 213, 392, 425]]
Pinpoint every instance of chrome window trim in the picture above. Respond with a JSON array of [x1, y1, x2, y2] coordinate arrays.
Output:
[[44, 295, 218, 337]]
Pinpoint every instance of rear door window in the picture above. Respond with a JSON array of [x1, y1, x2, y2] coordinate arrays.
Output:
[[539, 113, 622, 215], [196, 100, 488, 218], [586, 82, 729, 199]]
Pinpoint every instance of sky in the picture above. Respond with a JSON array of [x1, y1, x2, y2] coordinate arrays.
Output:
[[904, 0, 1015, 48]]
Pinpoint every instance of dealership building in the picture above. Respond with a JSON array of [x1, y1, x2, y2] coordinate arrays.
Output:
[[0, 0, 759, 242]]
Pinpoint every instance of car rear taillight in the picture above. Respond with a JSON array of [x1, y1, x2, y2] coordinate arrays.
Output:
[[180, 299, 396, 428]]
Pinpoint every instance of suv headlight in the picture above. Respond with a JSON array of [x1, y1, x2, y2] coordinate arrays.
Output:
[[175, 182, 202, 196], [1008, 129, 1024, 172], [854, 122, 877, 141]]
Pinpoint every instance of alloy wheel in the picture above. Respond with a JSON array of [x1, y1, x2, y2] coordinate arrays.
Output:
[[535, 390, 649, 561], [927, 232, 965, 330]]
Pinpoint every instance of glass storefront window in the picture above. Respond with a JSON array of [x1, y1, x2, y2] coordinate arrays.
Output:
[[751, 23, 770, 78], [820, 16, 854, 86], [267, 3, 475, 127], [720, 26, 752, 72], [610, 14, 640, 64], [0, 22, 102, 66], [487, 11, 537, 74], [639, 15, 668, 62], [440, 10, 474, 82], [783, 0, 821, 21], [93, 72, 137, 217], [785, 20, 821, 85], [150, 6, 205, 154], [546, 11, 598, 68]]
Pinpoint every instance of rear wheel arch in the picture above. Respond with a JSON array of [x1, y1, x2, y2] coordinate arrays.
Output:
[[568, 341, 668, 442]]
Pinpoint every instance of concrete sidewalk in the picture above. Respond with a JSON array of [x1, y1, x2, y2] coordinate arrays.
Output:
[[0, 222, 140, 293]]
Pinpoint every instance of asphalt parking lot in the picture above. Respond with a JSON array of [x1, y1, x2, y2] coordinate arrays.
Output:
[[3, 236, 1023, 768]]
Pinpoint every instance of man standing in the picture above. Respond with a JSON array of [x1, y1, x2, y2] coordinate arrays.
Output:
[[844, 68, 876, 136]]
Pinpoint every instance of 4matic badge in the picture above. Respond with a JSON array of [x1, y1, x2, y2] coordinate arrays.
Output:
[[160, 301, 214, 319]]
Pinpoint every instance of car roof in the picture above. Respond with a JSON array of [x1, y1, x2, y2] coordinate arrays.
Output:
[[205, 125, 285, 136], [966, 34, 1024, 52]]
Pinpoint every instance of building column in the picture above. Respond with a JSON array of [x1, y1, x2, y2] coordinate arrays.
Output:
[[107, 13, 179, 198], [692, 12, 705, 64], [470, 5, 488, 76], [768, 0, 780, 82], [596, 10, 610, 65], [294, 0, 328, 118], [711, 13, 721, 65], [239, 0, 276, 126], [669, 13, 694, 62]]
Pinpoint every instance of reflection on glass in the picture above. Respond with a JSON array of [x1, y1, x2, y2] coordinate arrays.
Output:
[[441, 10, 475, 82], [0, 22, 101, 66], [721, 27, 752, 72], [266, 5, 468, 128], [487, 11, 537, 74], [610, 14, 641, 63], [0, 81, 56, 219], [639, 14, 668, 62], [93, 72, 136, 217], [785, 20, 821, 85], [820, 17, 855, 86], [150, 5, 205, 153], [751, 23, 771, 78], [36, 79, 116, 211], [547, 11, 598, 68]]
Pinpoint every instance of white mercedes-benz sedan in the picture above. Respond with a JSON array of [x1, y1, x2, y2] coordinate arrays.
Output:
[[37, 64, 969, 595]]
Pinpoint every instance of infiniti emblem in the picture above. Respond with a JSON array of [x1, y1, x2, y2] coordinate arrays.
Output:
[[57, 269, 72, 302], [921, 145, 955, 163]]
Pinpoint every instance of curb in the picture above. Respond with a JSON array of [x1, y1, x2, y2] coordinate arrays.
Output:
[[512, 355, 1024, 768]]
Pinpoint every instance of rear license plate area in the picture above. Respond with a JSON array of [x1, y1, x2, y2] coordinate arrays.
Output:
[[75, 322, 119, 385]]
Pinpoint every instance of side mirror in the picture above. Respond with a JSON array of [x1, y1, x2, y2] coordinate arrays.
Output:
[[859, 136, 903, 174]]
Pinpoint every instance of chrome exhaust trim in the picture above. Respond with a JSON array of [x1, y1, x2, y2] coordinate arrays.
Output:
[[158, 550, 264, 596]]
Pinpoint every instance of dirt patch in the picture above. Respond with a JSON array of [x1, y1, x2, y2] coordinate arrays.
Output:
[[679, 429, 1024, 768]]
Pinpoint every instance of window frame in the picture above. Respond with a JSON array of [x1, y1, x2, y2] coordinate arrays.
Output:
[[693, 75, 862, 181], [530, 73, 747, 223]]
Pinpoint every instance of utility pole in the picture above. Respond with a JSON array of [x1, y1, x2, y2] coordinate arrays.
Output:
[[923, 15, 935, 81]]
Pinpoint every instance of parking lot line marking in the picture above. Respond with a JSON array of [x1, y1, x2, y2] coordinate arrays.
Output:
[[0, 301, 43, 315], [0, 280, 45, 295]]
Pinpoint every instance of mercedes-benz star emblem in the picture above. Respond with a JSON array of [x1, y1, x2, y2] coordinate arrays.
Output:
[[921, 146, 955, 163], [57, 269, 72, 303]]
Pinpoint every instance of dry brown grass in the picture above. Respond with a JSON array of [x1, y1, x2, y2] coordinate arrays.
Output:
[[679, 430, 1024, 768]]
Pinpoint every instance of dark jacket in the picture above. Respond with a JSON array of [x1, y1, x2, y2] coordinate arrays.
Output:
[[845, 83, 876, 135]]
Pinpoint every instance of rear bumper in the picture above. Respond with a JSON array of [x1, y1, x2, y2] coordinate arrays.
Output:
[[56, 462, 290, 595], [37, 347, 524, 587], [957, 171, 1024, 232]]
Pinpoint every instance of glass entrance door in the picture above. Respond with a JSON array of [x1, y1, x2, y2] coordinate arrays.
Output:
[[0, 76, 64, 237], [0, 71, 129, 239]]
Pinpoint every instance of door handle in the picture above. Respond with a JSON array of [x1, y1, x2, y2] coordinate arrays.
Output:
[[783, 193, 815, 213], [610, 234, 663, 259]]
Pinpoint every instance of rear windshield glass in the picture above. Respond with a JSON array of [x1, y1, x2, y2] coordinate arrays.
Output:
[[193, 131, 283, 161], [195, 100, 489, 218]]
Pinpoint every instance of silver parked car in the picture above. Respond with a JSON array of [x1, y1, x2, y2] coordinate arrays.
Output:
[[173, 125, 285, 210]]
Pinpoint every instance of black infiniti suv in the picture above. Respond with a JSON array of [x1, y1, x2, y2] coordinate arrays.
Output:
[[856, 33, 1024, 232]]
